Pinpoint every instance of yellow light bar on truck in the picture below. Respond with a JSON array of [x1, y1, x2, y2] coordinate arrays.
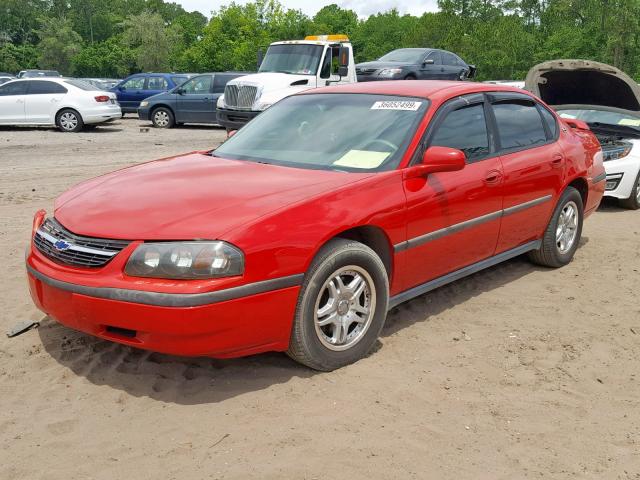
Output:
[[305, 34, 350, 42]]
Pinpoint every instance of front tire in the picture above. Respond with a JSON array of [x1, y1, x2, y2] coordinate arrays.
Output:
[[529, 187, 583, 268], [619, 170, 640, 210], [288, 239, 389, 371], [56, 109, 84, 132], [151, 107, 174, 128]]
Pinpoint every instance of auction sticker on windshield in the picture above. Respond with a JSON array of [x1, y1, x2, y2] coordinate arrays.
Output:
[[371, 101, 422, 111]]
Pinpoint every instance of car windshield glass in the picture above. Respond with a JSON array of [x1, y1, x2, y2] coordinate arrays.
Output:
[[557, 108, 640, 128], [64, 79, 98, 91], [213, 94, 428, 172], [258, 44, 324, 75], [379, 49, 427, 63]]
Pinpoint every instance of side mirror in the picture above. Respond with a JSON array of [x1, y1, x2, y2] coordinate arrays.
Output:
[[405, 146, 466, 179], [119, 85, 126, 91], [338, 66, 349, 77], [423, 59, 435, 65], [175, 88, 185, 95]]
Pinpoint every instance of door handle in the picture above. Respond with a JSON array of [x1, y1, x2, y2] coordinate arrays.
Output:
[[485, 170, 502, 185], [551, 154, 564, 167]]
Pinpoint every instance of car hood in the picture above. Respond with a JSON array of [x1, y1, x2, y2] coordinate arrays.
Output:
[[356, 61, 408, 70], [54, 152, 371, 240], [525, 59, 640, 113]]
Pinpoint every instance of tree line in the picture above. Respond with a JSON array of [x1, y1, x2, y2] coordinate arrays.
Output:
[[1, 0, 639, 81]]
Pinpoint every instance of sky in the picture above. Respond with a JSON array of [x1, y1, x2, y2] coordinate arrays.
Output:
[[175, 0, 440, 18]]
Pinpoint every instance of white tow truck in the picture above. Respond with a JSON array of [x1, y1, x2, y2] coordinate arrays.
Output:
[[216, 35, 356, 130]]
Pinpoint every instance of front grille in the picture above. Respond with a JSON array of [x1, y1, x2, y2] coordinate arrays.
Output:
[[356, 68, 377, 75], [224, 84, 258, 110], [34, 218, 130, 268]]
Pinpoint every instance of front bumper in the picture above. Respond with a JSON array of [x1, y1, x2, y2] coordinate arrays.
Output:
[[356, 75, 398, 82], [137, 106, 151, 121], [603, 154, 640, 200], [26, 249, 301, 358], [216, 108, 261, 130]]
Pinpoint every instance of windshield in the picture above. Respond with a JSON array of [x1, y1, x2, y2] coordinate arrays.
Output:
[[379, 49, 427, 63], [213, 94, 428, 172], [557, 108, 640, 127], [258, 44, 324, 75]]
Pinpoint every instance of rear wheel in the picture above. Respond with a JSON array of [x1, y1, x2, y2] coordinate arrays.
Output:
[[529, 187, 583, 268], [151, 107, 174, 128], [287, 239, 389, 371], [619, 170, 640, 210], [56, 109, 84, 132]]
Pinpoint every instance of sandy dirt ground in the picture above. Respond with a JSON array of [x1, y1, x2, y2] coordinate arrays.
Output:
[[1, 118, 639, 480]]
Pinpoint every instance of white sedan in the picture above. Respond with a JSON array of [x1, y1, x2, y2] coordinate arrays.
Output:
[[0, 78, 121, 132]]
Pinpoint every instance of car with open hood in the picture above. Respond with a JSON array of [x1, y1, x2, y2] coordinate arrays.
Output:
[[26, 81, 604, 370], [526, 59, 640, 209]]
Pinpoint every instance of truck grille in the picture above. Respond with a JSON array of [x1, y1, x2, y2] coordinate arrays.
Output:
[[33, 218, 130, 268], [224, 84, 258, 110]]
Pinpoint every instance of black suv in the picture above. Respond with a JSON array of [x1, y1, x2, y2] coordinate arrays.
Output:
[[356, 48, 475, 82]]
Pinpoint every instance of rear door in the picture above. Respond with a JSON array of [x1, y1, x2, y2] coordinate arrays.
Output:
[[441, 52, 463, 80], [488, 93, 565, 253], [24, 80, 68, 123], [0, 81, 28, 123], [176, 75, 215, 123], [401, 94, 504, 289]]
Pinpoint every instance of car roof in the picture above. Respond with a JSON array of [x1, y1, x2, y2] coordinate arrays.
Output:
[[303, 80, 531, 102]]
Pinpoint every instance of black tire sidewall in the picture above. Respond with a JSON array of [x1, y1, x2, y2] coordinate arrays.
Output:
[[550, 188, 584, 264], [295, 243, 389, 370], [152, 107, 174, 128]]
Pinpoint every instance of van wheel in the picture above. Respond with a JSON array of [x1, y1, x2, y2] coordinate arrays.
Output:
[[529, 187, 583, 268], [619, 170, 640, 210], [151, 107, 174, 128], [56, 109, 84, 132], [287, 239, 389, 371]]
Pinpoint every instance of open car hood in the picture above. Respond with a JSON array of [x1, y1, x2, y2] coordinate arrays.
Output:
[[525, 59, 640, 113]]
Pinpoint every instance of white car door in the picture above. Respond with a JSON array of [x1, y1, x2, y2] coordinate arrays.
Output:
[[24, 80, 68, 124], [0, 81, 28, 124]]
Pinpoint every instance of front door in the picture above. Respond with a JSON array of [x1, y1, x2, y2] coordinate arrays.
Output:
[[487, 94, 565, 253], [401, 95, 504, 290], [177, 75, 216, 123], [419, 51, 444, 80], [0, 81, 28, 123]]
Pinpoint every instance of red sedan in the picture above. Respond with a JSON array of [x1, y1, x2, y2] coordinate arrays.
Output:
[[26, 81, 605, 371]]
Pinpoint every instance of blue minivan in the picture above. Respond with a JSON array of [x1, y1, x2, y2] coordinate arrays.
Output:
[[137, 72, 247, 128], [111, 73, 192, 113]]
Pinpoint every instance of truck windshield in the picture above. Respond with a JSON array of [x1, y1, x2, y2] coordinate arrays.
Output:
[[213, 94, 429, 172], [258, 44, 324, 75]]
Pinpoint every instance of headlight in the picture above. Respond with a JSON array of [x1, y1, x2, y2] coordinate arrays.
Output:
[[139, 101, 149, 107], [602, 142, 632, 161], [378, 68, 403, 77], [125, 241, 244, 279], [255, 101, 272, 111], [217, 95, 225, 108]]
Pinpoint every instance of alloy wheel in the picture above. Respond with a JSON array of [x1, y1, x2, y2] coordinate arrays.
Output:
[[314, 265, 376, 351], [556, 201, 579, 254]]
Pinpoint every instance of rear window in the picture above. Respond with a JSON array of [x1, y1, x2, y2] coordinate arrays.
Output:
[[492, 100, 548, 150], [64, 79, 97, 91]]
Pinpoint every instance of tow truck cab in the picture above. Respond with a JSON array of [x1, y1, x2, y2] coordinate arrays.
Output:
[[216, 35, 356, 130]]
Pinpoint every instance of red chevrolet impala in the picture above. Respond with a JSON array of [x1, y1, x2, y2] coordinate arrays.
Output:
[[26, 81, 605, 370]]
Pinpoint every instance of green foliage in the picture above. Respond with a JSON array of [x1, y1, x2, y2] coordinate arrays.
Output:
[[2, 0, 640, 81]]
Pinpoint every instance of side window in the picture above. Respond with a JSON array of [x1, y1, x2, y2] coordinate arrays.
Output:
[[171, 76, 188, 85], [181, 76, 212, 94], [122, 77, 145, 90], [0, 81, 28, 96], [538, 105, 558, 139], [27, 81, 67, 94], [442, 52, 456, 66], [320, 49, 331, 79], [147, 76, 168, 90], [492, 100, 548, 150], [426, 51, 441, 65], [430, 103, 490, 163]]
